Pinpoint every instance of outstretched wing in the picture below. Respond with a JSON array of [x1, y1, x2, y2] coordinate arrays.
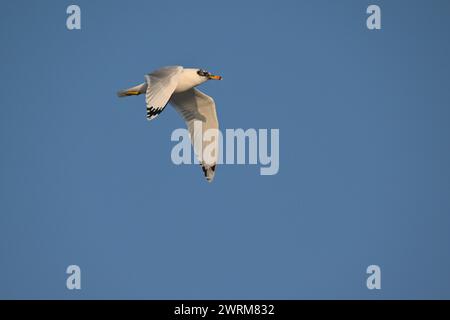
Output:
[[170, 88, 219, 182], [145, 66, 183, 120]]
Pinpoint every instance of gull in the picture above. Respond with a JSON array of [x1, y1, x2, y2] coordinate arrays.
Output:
[[117, 66, 222, 182]]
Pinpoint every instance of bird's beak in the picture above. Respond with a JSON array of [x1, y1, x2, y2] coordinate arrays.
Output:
[[208, 74, 222, 80]]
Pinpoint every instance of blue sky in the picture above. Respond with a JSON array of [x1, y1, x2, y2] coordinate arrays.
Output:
[[1, 0, 450, 299]]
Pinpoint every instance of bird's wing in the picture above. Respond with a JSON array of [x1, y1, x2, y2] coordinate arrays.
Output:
[[145, 66, 183, 120], [170, 88, 219, 182]]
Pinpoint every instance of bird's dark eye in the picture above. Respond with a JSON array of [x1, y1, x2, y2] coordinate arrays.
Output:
[[197, 69, 209, 77]]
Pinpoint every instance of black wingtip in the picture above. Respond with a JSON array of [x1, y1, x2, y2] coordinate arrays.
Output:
[[201, 164, 216, 183]]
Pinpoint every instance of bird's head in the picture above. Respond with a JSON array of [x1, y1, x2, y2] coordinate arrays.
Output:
[[197, 69, 222, 81]]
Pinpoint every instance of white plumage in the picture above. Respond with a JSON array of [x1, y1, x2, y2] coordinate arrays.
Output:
[[117, 66, 222, 182]]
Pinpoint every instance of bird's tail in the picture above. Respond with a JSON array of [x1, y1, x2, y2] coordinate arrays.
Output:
[[117, 82, 147, 97]]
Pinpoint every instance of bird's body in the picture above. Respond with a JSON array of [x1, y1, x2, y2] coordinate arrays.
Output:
[[117, 66, 222, 182], [119, 68, 210, 96]]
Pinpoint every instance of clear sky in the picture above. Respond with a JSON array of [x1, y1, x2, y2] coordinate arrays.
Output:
[[1, 0, 450, 299]]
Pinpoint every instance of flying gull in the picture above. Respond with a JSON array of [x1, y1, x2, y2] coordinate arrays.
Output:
[[117, 66, 222, 182]]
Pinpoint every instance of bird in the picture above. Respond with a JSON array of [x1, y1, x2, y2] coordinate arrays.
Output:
[[117, 66, 222, 182]]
